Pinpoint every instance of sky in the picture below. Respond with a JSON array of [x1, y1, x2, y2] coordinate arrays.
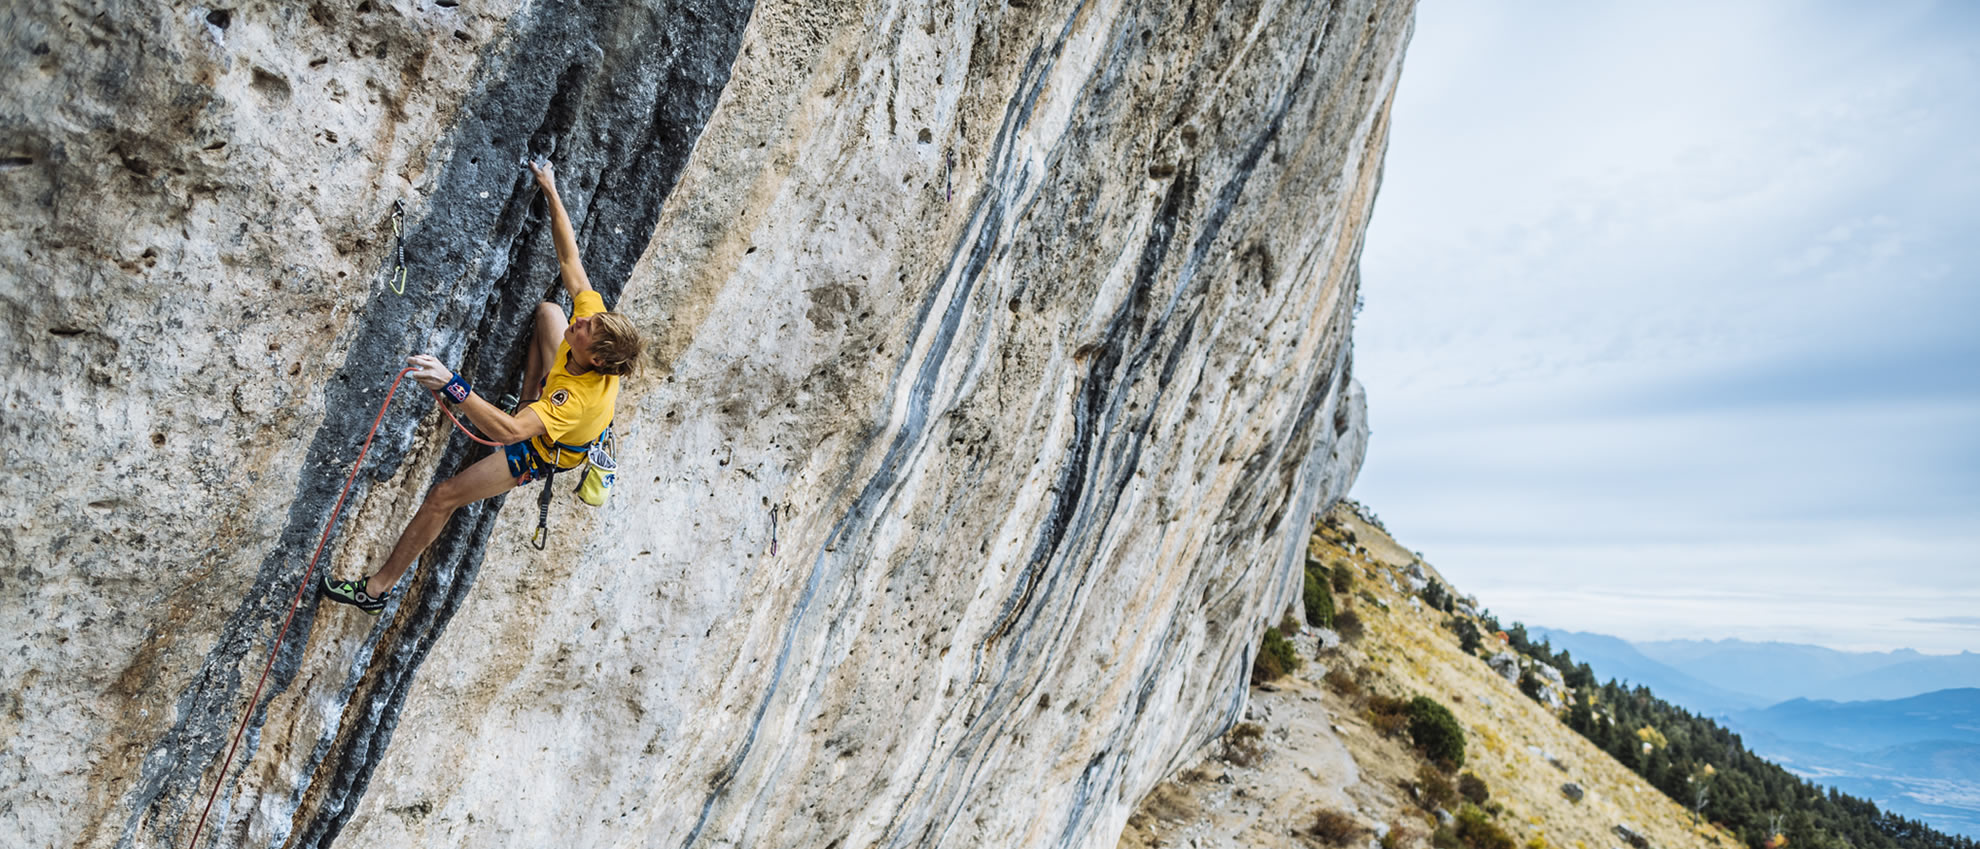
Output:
[[1353, 0, 1980, 654]]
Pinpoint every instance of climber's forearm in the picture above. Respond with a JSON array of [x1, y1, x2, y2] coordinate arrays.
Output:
[[456, 395, 546, 445], [407, 355, 548, 445], [541, 184, 594, 297]]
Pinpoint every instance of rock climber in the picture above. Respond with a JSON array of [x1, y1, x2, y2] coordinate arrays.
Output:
[[320, 159, 645, 614]]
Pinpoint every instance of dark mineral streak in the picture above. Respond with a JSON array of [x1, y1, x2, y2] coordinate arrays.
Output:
[[122, 3, 755, 847]]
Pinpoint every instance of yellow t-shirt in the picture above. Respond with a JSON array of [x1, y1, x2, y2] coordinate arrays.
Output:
[[525, 290, 618, 469]]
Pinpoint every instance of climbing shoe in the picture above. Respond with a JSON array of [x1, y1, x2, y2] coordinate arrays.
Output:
[[319, 574, 389, 615]]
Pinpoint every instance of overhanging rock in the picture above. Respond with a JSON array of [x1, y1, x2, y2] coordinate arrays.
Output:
[[0, 0, 1411, 846]]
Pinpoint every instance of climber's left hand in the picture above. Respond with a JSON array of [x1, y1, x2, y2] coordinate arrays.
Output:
[[406, 354, 454, 391], [529, 158, 557, 194]]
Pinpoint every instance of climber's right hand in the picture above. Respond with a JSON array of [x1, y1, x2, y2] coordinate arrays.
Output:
[[528, 158, 556, 193]]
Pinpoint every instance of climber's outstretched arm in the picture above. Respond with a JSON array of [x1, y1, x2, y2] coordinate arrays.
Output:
[[406, 354, 548, 444], [529, 159, 595, 298]]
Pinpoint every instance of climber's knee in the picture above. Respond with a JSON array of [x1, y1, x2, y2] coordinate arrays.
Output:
[[429, 452, 519, 512], [534, 301, 568, 344]]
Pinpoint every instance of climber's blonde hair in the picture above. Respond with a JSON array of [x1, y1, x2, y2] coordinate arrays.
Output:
[[588, 312, 644, 377]]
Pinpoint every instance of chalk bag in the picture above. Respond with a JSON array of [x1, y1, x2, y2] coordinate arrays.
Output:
[[574, 428, 616, 508]]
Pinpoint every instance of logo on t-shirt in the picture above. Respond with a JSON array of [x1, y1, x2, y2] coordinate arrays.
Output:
[[550, 389, 571, 407]]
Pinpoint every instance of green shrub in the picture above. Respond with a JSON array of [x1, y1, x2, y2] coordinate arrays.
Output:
[[1518, 669, 1545, 702], [1407, 696, 1466, 768], [1416, 762, 1458, 811], [1433, 826, 1464, 849], [1331, 564, 1354, 594], [1251, 627, 1300, 684], [1335, 608, 1365, 641], [1456, 805, 1516, 849], [1423, 580, 1452, 613], [1458, 772, 1490, 805], [1304, 568, 1336, 627], [1449, 618, 1483, 654]]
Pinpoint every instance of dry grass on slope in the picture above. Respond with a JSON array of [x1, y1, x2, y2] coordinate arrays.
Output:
[[1328, 504, 1737, 849], [1119, 503, 1742, 849]]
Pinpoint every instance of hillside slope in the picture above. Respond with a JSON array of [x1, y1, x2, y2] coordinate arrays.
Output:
[[1119, 502, 1735, 849]]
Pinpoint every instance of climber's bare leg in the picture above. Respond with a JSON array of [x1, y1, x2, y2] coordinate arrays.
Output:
[[368, 451, 520, 597], [520, 301, 566, 403]]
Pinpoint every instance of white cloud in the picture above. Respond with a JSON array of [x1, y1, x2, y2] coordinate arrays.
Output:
[[1354, 0, 1980, 654]]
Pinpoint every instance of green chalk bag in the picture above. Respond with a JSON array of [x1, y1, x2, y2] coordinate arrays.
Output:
[[574, 427, 616, 508]]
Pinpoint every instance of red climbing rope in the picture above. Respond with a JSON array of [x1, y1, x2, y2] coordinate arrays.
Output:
[[184, 366, 502, 849], [431, 385, 506, 449]]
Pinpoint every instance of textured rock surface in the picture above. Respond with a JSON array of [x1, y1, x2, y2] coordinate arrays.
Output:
[[0, 0, 1409, 846]]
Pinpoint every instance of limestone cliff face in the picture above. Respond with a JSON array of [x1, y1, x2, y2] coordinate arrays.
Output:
[[0, 0, 1406, 847]]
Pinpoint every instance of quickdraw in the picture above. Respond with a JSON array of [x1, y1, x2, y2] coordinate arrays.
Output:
[[386, 200, 408, 295], [531, 457, 558, 551], [527, 429, 609, 550]]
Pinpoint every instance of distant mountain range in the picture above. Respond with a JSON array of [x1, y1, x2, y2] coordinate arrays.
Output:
[[1523, 629, 1766, 715], [1636, 638, 1980, 705], [1528, 628, 1980, 838], [1526, 629, 1980, 712], [1737, 689, 1980, 753]]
